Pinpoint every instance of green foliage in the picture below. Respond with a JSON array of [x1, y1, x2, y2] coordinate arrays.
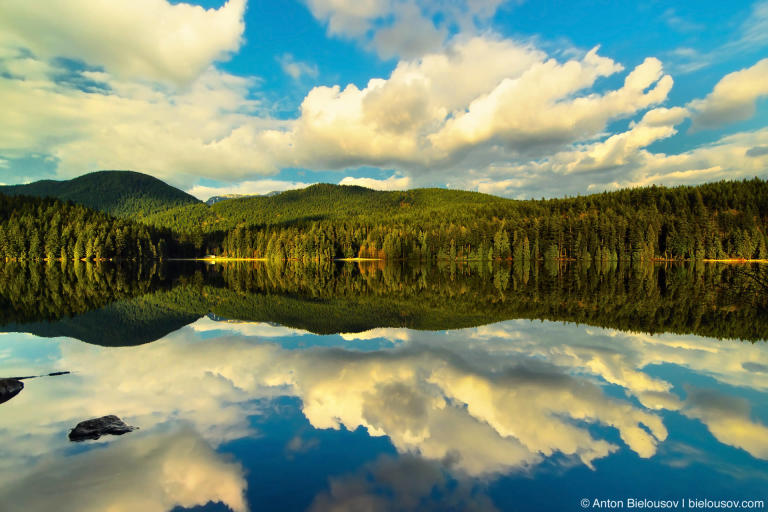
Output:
[[3, 172, 767, 263], [144, 179, 768, 263], [0, 193, 170, 260]]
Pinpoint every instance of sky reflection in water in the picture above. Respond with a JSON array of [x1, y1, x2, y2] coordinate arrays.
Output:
[[1, 317, 767, 511]]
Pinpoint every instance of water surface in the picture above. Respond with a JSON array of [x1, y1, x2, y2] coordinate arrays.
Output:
[[1, 261, 766, 511]]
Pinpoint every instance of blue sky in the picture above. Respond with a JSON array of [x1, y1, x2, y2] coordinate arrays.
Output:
[[0, 0, 766, 199]]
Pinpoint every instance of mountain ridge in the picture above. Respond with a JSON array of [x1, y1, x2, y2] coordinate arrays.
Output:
[[0, 170, 201, 218]]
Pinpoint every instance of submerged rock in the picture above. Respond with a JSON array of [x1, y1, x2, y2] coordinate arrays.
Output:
[[0, 379, 24, 405], [69, 415, 137, 442]]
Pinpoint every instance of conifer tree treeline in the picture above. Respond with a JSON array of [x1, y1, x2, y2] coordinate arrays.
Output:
[[2, 178, 767, 262], [0, 194, 171, 261], [199, 179, 768, 262]]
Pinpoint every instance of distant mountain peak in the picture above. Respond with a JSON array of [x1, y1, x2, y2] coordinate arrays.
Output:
[[206, 190, 282, 205]]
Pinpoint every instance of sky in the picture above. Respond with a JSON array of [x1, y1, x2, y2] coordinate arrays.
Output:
[[0, 0, 766, 200]]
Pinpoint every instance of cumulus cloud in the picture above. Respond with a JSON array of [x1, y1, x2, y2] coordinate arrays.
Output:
[[3, 33, 679, 189], [0, 61, 284, 186], [1, 4, 767, 199], [277, 41, 674, 177], [540, 107, 689, 175], [0, 0, 246, 85], [339, 328, 412, 342], [688, 58, 768, 129], [429, 54, 671, 157], [190, 317, 312, 338], [471, 123, 768, 198]]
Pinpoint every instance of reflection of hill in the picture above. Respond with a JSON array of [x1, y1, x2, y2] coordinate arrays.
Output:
[[0, 262, 200, 346], [206, 261, 768, 341], [0, 261, 766, 346], [1, 299, 201, 347]]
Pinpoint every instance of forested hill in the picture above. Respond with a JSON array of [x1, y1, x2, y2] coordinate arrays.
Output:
[[146, 178, 768, 262], [143, 183, 513, 232], [1, 171, 768, 262], [0, 170, 200, 218]]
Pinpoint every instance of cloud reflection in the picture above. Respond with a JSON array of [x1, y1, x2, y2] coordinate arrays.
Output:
[[0, 427, 248, 512], [1, 316, 767, 509]]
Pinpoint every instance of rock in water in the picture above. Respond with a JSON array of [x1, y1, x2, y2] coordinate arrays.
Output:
[[69, 415, 137, 442], [0, 379, 24, 405]]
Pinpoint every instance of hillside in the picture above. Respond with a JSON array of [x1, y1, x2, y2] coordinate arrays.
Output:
[[0, 170, 200, 218], [145, 183, 514, 232], [144, 179, 768, 263], [2, 171, 767, 263]]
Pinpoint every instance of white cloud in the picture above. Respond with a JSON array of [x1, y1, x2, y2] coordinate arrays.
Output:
[[279, 53, 319, 81], [471, 120, 768, 198], [684, 388, 768, 460], [339, 174, 412, 190], [303, 0, 509, 59], [590, 127, 768, 191], [0, 0, 246, 85], [187, 179, 313, 201], [428, 53, 671, 157], [688, 58, 768, 129], [190, 317, 312, 338], [0, 62, 286, 186], [371, 3, 447, 59], [278, 41, 672, 176], [305, 0, 391, 37], [0, 428, 248, 512], [1, 1, 767, 198]]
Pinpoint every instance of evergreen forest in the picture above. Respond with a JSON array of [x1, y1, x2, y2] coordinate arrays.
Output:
[[0, 171, 767, 263]]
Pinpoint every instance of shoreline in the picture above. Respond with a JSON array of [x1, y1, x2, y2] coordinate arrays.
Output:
[[170, 257, 768, 264], [169, 257, 386, 262], [3, 257, 766, 264]]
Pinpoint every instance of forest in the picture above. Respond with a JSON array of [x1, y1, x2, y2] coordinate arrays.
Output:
[[0, 173, 767, 263], [170, 178, 768, 263], [0, 193, 172, 261]]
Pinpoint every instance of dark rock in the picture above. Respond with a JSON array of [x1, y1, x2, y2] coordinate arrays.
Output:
[[0, 379, 24, 405], [69, 415, 137, 442]]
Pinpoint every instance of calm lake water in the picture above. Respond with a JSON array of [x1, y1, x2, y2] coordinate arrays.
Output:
[[1, 261, 767, 512]]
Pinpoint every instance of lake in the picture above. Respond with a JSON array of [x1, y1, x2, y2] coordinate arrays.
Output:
[[0, 261, 767, 512]]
